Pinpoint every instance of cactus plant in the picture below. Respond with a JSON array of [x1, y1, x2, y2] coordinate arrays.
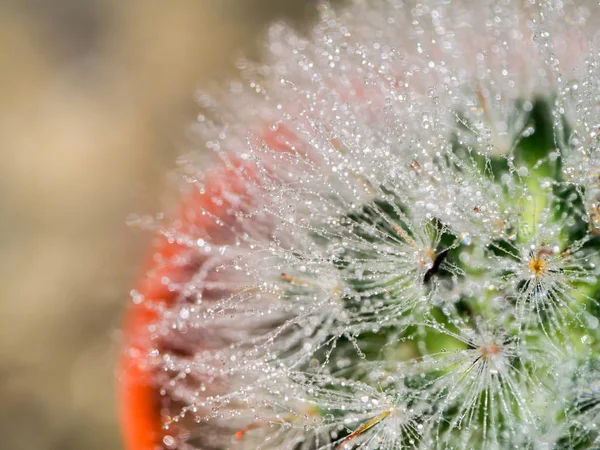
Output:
[[120, 1, 600, 448]]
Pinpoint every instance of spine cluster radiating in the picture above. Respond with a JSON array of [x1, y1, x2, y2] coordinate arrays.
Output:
[[127, 1, 600, 449]]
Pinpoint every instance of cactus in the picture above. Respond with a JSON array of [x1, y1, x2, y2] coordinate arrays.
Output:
[[121, 1, 600, 449]]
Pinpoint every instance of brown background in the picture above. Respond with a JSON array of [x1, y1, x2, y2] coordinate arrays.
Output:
[[0, 2, 336, 449]]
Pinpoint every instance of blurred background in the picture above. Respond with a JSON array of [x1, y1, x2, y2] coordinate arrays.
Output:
[[0, 1, 329, 448]]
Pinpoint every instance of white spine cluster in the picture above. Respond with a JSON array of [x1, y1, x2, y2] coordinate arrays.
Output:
[[131, 1, 600, 448]]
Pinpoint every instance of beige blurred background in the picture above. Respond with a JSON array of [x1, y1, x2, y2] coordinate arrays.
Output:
[[0, 2, 330, 449]]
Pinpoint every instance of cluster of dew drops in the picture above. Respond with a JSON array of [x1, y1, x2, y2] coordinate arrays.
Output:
[[128, 1, 600, 449]]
